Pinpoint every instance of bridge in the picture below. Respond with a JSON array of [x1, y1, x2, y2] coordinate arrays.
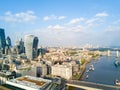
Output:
[[107, 50, 119, 57], [66, 80, 120, 90]]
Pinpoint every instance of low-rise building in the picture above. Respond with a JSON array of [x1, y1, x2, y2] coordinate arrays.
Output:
[[20, 64, 47, 77], [36, 64, 47, 77], [0, 70, 16, 84], [6, 76, 52, 90], [51, 64, 72, 80]]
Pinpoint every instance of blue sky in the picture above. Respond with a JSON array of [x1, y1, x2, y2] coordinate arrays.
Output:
[[0, 0, 120, 47]]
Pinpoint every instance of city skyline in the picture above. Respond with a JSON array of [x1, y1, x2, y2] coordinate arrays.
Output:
[[0, 0, 120, 46]]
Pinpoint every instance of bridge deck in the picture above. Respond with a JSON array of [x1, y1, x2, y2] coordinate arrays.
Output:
[[66, 80, 120, 90], [67, 83, 102, 90]]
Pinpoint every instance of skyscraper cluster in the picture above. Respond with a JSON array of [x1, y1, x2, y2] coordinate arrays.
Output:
[[0, 28, 11, 54], [0, 28, 39, 60]]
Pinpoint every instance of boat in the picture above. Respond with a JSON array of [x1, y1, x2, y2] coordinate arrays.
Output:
[[90, 64, 93, 67], [91, 67, 94, 71], [86, 74, 89, 79], [115, 79, 120, 86], [86, 70, 89, 73], [89, 65, 94, 71], [114, 60, 120, 67]]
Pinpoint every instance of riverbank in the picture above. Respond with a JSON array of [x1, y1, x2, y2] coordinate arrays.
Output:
[[79, 58, 92, 80], [72, 51, 104, 80], [72, 57, 99, 80]]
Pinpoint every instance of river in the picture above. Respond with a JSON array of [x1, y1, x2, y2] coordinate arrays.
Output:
[[67, 51, 120, 90], [82, 51, 120, 85]]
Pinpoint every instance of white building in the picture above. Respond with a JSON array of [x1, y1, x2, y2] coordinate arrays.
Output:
[[6, 76, 52, 90], [51, 64, 72, 80]]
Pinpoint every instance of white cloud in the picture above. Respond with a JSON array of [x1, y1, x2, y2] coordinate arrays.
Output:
[[48, 24, 65, 30], [58, 16, 66, 20], [85, 12, 108, 28], [43, 15, 57, 21], [95, 12, 108, 17], [86, 17, 105, 28], [53, 25, 65, 30], [48, 25, 53, 29], [86, 18, 98, 24], [43, 16, 50, 21], [1, 11, 37, 23], [68, 17, 85, 24], [43, 15, 66, 21]]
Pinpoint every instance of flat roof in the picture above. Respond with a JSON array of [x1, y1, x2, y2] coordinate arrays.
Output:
[[6, 76, 52, 90], [17, 77, 46, 86]]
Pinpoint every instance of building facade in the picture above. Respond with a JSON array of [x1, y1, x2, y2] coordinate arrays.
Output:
[[36, 65, 47, 77], [51, 64, 72, 80], [19, 64, 47, 77], [25, 35, 39, 60]]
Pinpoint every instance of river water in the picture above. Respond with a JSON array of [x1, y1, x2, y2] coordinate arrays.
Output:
[[82, 51, 120, 85]]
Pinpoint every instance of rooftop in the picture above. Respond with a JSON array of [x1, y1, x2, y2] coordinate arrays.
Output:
[[53, 64, 72, 68], [6, 76, 52, 90], [17, 77, 46, 86], [0, 70, 12, 76]]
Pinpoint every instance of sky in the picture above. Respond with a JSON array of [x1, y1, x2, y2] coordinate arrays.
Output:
[[0, 0, 120, 47]]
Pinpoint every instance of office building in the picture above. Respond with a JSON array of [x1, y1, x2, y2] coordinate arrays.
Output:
[[0, 28, 6, 54], [6, 36, 11, 47], [25, 35, 39, 60], [5, 36, 12, 55], [15, 38, 25, 54]]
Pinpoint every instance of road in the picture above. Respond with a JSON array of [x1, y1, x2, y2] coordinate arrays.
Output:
[[66, 80, 120, 90]]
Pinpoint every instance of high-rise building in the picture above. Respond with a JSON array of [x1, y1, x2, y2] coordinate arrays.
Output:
[[15, 38, 25, 54], [19, 39, 25, 54], [5, 36, 12, 55], [0, 28, 6, 54], [25, 35, 39, 60], [6, 36, 12, 47], [33, 37, 39, 59]]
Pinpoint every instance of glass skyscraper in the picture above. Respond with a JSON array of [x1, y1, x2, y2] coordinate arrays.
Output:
[[25, 35, 39, 60], [0, 28, 6, 54], [6, 36, 12, 47]]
